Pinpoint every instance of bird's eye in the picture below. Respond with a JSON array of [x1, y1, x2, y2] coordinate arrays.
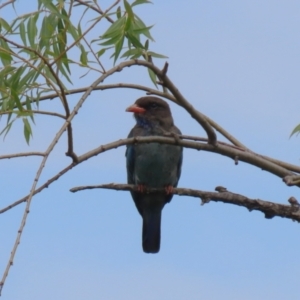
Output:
[[150, 103, 158, 109]]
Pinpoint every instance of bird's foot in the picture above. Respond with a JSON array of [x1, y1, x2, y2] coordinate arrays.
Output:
[[165, 185, 174, 195], [137, 184, 147, 193]]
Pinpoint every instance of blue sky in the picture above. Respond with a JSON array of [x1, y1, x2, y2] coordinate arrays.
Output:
[[1, 0, 300, 299]]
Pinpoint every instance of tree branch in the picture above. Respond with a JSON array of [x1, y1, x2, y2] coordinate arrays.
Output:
[[0, 152, 45, 160], [0, 0, 15, 10], [0, 110, 66, 119], [78, 136, 296, 180], [74, 0, 115, 24], [70, 183, 300, 222], [205, 115, 248, 149], [152, 62, 217, 145]]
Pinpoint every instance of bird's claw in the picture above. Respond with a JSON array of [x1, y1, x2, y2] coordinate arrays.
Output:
[[165, 185, 174, 195], [137, 184, 147, 193]]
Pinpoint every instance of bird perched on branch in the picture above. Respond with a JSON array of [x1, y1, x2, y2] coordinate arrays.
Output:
[[125, 96, 183, 253]]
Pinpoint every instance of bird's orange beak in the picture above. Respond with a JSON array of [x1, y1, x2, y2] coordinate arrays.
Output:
[[126, 104, 146, 114]]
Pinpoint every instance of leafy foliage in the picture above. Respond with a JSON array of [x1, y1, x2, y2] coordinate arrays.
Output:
[[0, 0, 165, 143]]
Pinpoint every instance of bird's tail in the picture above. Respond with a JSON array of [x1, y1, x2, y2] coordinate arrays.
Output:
[[142, 209, 162, 253]]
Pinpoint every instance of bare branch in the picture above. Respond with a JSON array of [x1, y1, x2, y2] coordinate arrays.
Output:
[[1, 132, 298, 217], [0, 162, 75, 214], [70, 183, 300, 222], [205, 115, 248, 149], [24, 83, 173, 104], [74, 0, 115, 23], [0, 0, 15, 10], [0, 110, 66, 119], [82, 36, 106, 73], [155, 62, 217, 145], [78, 136, 295, 180], [0, 152, 45, 160], [18, 79, 300, 175], [283, 175, 300, 186]]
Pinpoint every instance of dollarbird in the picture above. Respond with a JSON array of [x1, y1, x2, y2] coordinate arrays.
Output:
[[125, 96, 183, 253]]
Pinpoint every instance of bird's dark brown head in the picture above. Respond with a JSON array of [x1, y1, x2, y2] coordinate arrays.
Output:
[[126, 96, 174, 129]]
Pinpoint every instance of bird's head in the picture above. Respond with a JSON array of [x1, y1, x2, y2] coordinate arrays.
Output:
[[126, 97, 174, 129]]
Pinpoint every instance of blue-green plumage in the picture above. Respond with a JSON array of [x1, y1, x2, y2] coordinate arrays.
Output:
[[126, 97, 183, 253]]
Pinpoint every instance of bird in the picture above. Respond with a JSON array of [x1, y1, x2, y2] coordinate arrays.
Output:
[[125, 96, 183, 253]]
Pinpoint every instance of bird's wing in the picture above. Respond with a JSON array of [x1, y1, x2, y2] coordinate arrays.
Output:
[[125, 127, 137, 185]]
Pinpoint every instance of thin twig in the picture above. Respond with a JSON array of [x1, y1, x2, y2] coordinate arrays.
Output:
[[0, 0, 15, 10], [0, 152, 45, 160], [0, 110, 66, 119], [205, 115, 248, 149], [23, 83, 173, 104], [82, 36, 106, 73], [74, 0, 115, 23], [0, 162, 75, 214], [155, 62, 217, 145]]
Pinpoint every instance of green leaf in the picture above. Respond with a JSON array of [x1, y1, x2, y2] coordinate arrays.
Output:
[[19, 69, 36, 87], [101, 16, 126, 38], [124, 0, 134, 19], [148, 68, 157, 88], [39, 14, 57, 50], [25, 96, 35, 122], [290, 124, 300, 137], [19, 21, 27, 46], [116, 6, 122, 19], [114, 35, 125, 63], [132, 0, 152, 6], [46, 13, 59, 35], [79, 44, 88, 66], [44, 65, 59, 86], [0, 39, 13, 66], [100, 34, 123, 46], [0, 119, 14, 140], [126, 31, 144, 48], [57, 19, 67, 52], [67, 23, 79, 40], [146, 51, 168, 59], [40, 0, 60, 15], [124, 14, 132, 31], [56, 59, 72, 83], [77, 22, 82, 36], [27, 16, 38, 48], [11, 89, 23, 112], [120, 48, 143, 59], [144, 39, 149, 50], [0, 50, 12, 65], [134, 15, 154, 41], [23, 117, 32, 144], [97, 48, 106, 57], [0, 66, 15, 78], [0, 18, 11, 33], [132, 25, 154, 41]]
